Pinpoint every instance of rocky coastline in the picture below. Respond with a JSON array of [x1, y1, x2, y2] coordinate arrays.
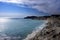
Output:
[[24, 15, 60, 40]]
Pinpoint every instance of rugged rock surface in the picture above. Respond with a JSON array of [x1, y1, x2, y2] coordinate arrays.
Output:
[[27, 16, 60, 40]]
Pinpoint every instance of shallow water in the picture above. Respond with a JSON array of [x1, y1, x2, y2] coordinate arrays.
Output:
[[0, 18, 45, 40]]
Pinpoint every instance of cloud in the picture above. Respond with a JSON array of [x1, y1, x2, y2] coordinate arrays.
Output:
[[0, 0, 60, 14], [0, 0, 22, 3]]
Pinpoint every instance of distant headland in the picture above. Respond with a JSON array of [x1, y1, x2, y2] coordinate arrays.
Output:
[[24, 15, 60, 20]]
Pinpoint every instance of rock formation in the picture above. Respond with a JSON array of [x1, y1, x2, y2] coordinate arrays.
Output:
[[26, 15, 60, 40]]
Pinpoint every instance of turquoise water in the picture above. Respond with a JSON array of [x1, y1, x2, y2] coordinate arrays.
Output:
[[0, 18, 45, 40]]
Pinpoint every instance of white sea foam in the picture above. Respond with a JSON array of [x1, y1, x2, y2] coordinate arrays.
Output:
[[23, 21, 48, 40], [0, 33, 21, 40]]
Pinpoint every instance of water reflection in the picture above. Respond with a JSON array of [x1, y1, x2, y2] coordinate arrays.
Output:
[[0, 18, 21, 40], [0, 18, 9, 32], [0, 18, 44, 40], [0, 18, 9, 23]]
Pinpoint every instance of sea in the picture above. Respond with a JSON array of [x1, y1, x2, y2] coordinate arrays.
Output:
[[0, 18, 46, 40]]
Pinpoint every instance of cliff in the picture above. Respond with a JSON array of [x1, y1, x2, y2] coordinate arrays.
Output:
[[25, 15, 60, 40]]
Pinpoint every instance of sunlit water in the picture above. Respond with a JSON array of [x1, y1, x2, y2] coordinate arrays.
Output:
[[0, 18, 45, 40]]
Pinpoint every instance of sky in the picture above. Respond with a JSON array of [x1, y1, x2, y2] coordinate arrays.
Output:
[[0, 0, 60, 18]]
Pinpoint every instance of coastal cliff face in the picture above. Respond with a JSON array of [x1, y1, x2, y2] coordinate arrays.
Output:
[[26, 16, 60, 40]]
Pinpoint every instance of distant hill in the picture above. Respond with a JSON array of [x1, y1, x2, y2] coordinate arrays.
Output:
[[24, 15, 60, 20]]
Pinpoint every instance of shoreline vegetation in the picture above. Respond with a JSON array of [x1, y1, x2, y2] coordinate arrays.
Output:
[[24, 15, 60, 40]]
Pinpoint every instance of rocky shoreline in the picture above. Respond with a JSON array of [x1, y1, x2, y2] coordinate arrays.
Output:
[[24, 15, 60, 40]]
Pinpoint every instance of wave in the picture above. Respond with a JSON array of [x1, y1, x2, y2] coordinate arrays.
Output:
[[0, 33, 21, 40], [23, 21, 48, 40]]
